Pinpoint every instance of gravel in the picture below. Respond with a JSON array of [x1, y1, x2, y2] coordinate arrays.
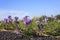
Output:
[[0, 31, 60, 40]]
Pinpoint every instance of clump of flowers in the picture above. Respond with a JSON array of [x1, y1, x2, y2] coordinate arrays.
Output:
[[14, 16, 20, 29]]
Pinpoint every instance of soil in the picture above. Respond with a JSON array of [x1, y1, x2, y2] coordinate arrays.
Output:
[[0, 31, 60, 40]]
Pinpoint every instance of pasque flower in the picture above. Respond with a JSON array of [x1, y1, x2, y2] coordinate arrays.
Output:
[[36, 20, 44, 30], [8, 16, 13, 22], [38, 23, 44, 30], [23, 16, 29, 21], [25, 19, 31, 25], [23, 16, 31, 25], [4, 18, 8, 23], [14, 16, 19, 24]]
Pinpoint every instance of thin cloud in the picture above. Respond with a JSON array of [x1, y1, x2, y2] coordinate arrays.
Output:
[[0, 9, 29, 20]]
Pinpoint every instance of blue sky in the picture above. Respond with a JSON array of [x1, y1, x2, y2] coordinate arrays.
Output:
[[0, 0, 60, 20]]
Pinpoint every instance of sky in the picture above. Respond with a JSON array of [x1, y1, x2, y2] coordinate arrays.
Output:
[[0, 0, 60, 20]]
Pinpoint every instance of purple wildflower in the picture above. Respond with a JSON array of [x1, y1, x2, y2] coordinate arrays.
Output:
[[8, 16, 13, 22], [14, 16, 19, 24], [4, 18, 8, 23], [16, 30, 20, 35], [3, 18, 9, 29], [54, 16, 57, 20], [14, 17, 19, 30], [15, 16, 18, 20], [36, 20, 44, 30], [25, 20, 31, 25], [38, 23, 44, 30], [40, 24, 44, 28], [23, 16, 31, 25], [16, 31, 20, 35], [23, 16, 29, 21]]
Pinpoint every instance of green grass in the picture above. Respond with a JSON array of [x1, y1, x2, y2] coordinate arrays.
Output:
[[0, 18, 60, 36]]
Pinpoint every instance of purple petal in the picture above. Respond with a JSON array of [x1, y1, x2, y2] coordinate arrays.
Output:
[[23, 16, 29, 21], [16, 31, 20, 34], [8, 16, 13, 22], [16, 30, 20, 35], [25, 20, 31, 25], [15, 16, 19, 20], [14, 16, 19, 24], [4, 18, 8, 23]]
